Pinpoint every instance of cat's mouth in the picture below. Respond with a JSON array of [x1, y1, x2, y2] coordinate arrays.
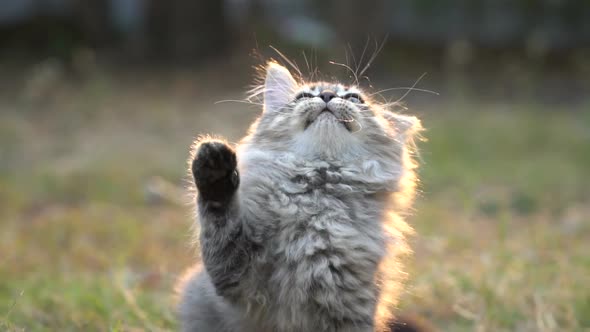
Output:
[[304, 108, 352, 131]]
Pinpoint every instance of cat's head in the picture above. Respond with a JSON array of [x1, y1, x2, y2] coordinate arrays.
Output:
[[246, 62, 421, 162]]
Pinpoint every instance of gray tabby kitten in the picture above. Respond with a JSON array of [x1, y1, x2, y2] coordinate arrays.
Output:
[[176, 62, 422, 332]]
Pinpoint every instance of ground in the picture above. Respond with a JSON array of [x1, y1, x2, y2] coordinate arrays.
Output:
[[0, 64, 589, 331]]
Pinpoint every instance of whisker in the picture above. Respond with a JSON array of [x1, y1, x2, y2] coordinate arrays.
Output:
[[302, 50, 311, 79], [368, 87, 439, 97], [344, 49, 352, 86], [347, 43, 359, 81], [358, 35, 388, 78], [336, 117, 356, 123], [313, 48, 320, 81], [329, 60, 359, 87], [357, 37, 371, 76], [270, 45, 303, 80], [215, 99, 264, 106], [246, 86, 265, 98], [351, 119, 363, 134], [391, 72, 429, 105]]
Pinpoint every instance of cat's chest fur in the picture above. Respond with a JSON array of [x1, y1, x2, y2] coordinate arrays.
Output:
[[239, 153, 389, 329], [267, 164, 386, 262], [240, 153, 388, 252]]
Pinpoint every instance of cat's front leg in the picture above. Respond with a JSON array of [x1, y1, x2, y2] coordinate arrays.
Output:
[[192, 139, 250, 300]]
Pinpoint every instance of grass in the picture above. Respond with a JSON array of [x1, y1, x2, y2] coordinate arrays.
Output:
[[0, 66, 589, 331]]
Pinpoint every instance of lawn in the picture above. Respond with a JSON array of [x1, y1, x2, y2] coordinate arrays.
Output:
[[1, 66, 589, 331]]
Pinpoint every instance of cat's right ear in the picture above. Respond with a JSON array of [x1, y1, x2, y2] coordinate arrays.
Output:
[[264, 62, 297, 113], [384, 113, 422, 145]]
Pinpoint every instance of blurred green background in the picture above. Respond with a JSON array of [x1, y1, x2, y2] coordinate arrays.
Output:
[[0, 1, 589, 331]]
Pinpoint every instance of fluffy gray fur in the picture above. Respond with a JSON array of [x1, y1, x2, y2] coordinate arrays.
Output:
[[176, 62, 421, 332]]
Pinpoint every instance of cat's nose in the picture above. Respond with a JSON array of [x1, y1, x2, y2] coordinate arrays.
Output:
[[319, 90, 336, 103]]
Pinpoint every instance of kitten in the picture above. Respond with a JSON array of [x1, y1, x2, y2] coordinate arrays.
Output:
[[176, 62, 422, 332]]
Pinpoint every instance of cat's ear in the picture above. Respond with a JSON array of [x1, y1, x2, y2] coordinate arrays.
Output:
[[386, 113, 422, 143], [264, 62, 297, 113]]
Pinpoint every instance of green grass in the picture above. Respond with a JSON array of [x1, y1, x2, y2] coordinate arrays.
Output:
[[1, 69, 589, 331]]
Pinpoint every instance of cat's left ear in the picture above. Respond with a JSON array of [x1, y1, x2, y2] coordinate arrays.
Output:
[[264, 62, 297, 113], [385, 113, 422, 144]]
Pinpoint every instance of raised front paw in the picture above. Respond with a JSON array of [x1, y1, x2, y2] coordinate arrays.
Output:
[[192, 139, 239, 203]]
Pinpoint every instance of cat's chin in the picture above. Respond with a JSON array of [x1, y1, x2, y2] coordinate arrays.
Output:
[[295, 119, 355, 159], [305, 110, 351, 132]]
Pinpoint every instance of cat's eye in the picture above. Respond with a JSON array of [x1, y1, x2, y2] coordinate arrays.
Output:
[[294, 92, 314, 100], [343, 93, 364, 104]]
